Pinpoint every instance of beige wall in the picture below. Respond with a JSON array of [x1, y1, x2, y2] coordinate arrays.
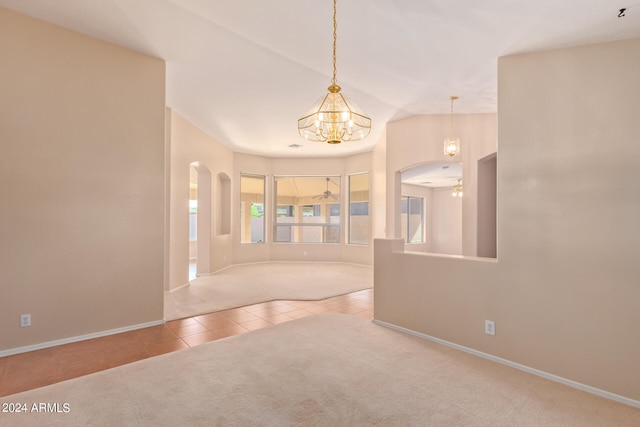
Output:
[[375, 38, 640, 403], [370, 132, 387, 242], [0, 8, 166, 352], [431, 188, 463, 255]]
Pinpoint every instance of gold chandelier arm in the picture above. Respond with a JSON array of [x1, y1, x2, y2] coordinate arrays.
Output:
[[316, 127, 328, 142]]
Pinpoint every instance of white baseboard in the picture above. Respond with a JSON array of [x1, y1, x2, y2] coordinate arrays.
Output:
[[166, 282, 190, 293], [0, 320, 165, 358], [373, 319, 640, 409]]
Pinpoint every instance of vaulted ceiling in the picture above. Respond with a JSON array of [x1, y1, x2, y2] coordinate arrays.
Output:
[[2, 0, 639, 157]]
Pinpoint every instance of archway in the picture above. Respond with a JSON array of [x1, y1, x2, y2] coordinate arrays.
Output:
[[399, 161, 463, 254]]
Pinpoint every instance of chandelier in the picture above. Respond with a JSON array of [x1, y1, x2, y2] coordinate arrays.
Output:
[[452, 179, 463, 197], [444, 96, 460, 157], [297, 0, 371, 144]]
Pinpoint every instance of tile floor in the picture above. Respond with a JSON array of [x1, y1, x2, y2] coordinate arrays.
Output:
[[0, 289, 373, 398]]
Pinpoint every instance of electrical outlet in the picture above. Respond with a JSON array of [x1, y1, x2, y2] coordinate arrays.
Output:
[[485, 320, 495, 336], [20, 314, 31, 327]]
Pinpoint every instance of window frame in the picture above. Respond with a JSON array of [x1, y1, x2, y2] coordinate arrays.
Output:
[[401, 195, 425, 244]]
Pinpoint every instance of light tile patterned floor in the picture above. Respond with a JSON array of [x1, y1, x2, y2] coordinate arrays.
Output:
[[0, 289, 373, 397]]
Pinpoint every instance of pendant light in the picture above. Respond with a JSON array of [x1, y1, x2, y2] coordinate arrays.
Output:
[[444, 96, 460, 157], [297, 0, 371, 144], [452, 179, 463, 197]]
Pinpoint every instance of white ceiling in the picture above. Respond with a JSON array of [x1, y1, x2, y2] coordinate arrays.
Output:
[[2, 0, 639, 158], [402, 162, 463, 188]]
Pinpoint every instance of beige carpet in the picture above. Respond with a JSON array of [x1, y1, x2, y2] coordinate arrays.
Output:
[[164, 262, 373, 321], [1, 314, 638, 426]]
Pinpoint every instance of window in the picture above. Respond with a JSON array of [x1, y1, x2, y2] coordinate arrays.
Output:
[[276, 205, 294, 217], [274, 176, 341, 243], [240, 174, 265, 243], [401, 196, 424, 243], [349, 172, 370, 245], [302, 205, 321, 217]]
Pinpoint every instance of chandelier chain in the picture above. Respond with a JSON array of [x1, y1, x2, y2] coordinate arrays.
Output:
[[332, 0, 337, 85]]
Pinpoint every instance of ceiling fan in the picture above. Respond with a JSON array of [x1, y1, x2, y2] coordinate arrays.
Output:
[[313, 177, 338, 200]]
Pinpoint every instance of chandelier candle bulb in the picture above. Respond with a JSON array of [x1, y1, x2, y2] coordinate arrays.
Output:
[[452, 179, 463, 197]]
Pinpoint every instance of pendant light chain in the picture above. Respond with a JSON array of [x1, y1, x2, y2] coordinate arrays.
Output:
[[332, 0, 338, 85], [450, 97, 454, 135]]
